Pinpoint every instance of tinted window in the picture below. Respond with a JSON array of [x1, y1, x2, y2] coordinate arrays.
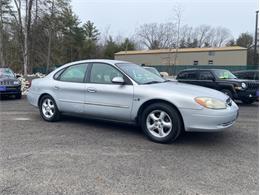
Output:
[[177, 71, 197, 80], [199, 71, 214, 80], [59, 64, 87, 83], [90, 63, 123, 84]]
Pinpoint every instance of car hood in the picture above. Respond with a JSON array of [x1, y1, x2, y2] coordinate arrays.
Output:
[[0, 77, 18, 82], [141, 81, 229, 101]]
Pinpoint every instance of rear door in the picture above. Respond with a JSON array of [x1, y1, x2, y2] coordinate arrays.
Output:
[[53, 63, 88, 113], [84, 62, 134, 121]]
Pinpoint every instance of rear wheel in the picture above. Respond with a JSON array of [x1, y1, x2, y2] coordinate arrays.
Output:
[[39, 95, 60, 122], [141, 103, 182, 143], [221, 89, 233, 99]]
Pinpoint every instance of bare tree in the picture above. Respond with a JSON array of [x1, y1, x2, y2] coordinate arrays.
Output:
[[0, 0, 12, 67], [193, 25, 213, 47], [172, 5, 182, 66], [210, 26, 232, 47], [0, 0, 5, 67], [136, 22, 176, 49], [12, 0, 34, 76]]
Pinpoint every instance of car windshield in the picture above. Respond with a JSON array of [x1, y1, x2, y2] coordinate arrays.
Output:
[[213, 69, 237, 79], [0, 68, 15, 78], [145, 67, 161, 77], [116, 63, 165, 84]]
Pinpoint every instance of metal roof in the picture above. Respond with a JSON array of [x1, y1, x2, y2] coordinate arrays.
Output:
[[115, 46, 247, 55]]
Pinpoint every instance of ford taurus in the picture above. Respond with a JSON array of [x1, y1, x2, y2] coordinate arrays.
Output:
[[27, 60, 239, 143]]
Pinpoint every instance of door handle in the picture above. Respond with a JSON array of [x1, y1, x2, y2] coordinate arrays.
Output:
[[87, 88, 97, 93], [54, 86, 60, 90]]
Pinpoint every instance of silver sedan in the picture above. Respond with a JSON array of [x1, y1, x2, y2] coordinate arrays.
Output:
[[27, 60, 239, 143]]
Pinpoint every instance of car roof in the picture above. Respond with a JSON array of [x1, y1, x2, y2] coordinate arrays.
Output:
[[178, 68, 228, 73], [233, 70, 258, 73], [67, 59, 131, 66]]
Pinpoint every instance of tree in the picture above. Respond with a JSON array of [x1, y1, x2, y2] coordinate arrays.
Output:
[[119, 38, 136, 51], [11, 0, 34, 76], [236, 33, 253, 48], [83, 20, 100, 41], [136, 23, 176, 49], [236, 33, 256, 65], [0, 0, 12, 67], [210, 26, 232, 47], [103, 36, 120, 59]]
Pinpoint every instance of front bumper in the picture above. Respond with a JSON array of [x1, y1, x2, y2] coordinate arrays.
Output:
[[180, 103, 239, 132], [235, 90, 258, 101], [0, 85, 21, 95]]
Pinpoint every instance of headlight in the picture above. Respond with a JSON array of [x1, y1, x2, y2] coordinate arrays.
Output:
[[195, 97, 227, 109], [241, 82, 247, 89], [13, 81, 20, 85]]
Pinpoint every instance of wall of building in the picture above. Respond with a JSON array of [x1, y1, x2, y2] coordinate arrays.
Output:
[[115, 50, 247, 66]]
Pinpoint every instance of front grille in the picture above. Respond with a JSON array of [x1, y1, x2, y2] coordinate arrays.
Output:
[[0, 81, 13, 86], [246, 82, 259, 90]]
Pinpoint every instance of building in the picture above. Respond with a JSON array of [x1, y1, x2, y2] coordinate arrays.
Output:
[[114, 46, 247, 66]]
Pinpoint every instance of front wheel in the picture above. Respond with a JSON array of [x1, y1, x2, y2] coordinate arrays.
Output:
[[141, 103, 183, 143], [39, 95, 60, 122]]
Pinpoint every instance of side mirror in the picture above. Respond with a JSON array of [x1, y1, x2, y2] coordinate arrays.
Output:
[[16, 74, 21, 78], [112, 77, 125, 84]]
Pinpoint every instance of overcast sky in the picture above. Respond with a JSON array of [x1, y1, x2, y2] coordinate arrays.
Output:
[[71, 0, 258, 39]]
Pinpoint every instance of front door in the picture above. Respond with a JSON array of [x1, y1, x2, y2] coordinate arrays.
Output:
[[84, 62, 134, 121], [197, 71, 217, 90]]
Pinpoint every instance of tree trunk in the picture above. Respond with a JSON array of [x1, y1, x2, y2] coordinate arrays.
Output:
[[23, 0, 33, 76], [46, 29, 52, 73], [46, 0, 54, 73], [0, 0, 5, 67]]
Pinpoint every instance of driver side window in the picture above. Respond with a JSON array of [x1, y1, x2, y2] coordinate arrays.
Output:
[[90, 63, 123, 84]]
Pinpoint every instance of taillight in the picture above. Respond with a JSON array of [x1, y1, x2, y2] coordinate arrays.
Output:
[[27, 80, 31, 88]]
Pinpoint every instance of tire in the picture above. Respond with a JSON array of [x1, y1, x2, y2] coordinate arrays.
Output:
[[221, 89, 233, 99], [141, 103, 183, 143], [241, 99, 255, 104], [15, 93, 22, 99], [39, 95, 60, 122]]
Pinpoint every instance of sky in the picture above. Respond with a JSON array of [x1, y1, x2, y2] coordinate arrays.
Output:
[[71, 0, 259, 39]]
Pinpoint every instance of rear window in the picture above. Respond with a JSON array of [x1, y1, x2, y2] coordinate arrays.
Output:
[[177, 71, 197, 80]]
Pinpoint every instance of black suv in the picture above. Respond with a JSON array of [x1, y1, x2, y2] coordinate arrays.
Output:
[[0, 68, 22, 99], [176, 69, 259, 104]]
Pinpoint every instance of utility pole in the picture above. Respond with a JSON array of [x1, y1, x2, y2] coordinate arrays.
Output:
[[253, 10, 259, 65]]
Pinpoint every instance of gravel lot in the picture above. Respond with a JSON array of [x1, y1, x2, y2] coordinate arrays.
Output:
[[0, 97, 258, 195]]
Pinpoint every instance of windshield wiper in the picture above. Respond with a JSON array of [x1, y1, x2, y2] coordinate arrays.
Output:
[[143, 81, 163, 85]]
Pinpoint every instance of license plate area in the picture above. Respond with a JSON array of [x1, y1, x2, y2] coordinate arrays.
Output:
[[0, 86, 6, 91]]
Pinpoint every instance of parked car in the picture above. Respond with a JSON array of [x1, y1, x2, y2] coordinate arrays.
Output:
[[232, 70, 259, 81], [176, 69, 258, 104], [27, 60, 239, 143], [144, 67, 162, 77], [0, 67, 21, 99]]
